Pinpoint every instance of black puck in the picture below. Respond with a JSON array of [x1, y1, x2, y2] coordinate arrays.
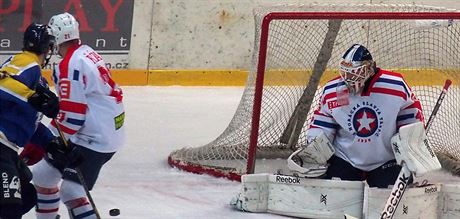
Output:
[[109, 208, 120, 216]]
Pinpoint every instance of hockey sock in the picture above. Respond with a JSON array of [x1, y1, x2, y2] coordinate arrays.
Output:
[[65, 197, 97, 219], [35, 186, 60, 219]]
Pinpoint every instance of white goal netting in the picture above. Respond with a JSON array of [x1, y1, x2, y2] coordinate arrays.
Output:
[[169, 4, 460, 180]]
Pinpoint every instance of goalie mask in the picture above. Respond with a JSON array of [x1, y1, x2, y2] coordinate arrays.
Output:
[[339, 44, 376, 94]]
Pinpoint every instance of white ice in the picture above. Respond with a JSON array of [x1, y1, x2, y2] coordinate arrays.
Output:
[[23, 86, 288, 219], [22, 86, 460, 219]]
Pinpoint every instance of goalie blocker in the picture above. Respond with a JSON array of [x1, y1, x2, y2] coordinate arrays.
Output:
[[391, 122, 441, 177], [378, 121, 442, 218]]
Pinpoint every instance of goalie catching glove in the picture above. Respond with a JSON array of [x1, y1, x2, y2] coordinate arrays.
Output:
[[287, 131, 335, 177], [391, 122, 441, 177]]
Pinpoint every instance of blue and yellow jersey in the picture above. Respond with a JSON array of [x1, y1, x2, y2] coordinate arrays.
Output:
[[0, 51, 53, 148]]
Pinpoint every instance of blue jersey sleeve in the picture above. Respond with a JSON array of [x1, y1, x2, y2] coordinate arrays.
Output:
[[29, 123, 55, 149]]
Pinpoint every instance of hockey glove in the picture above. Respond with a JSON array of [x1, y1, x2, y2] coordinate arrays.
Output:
[[28, 83, 59, 118], [286, 132, 335, 178], [19, 143, 46, 165], [45, 137, 83, 172]]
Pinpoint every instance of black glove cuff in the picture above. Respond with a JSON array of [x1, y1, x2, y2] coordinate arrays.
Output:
[[28, 84, 59, 118]]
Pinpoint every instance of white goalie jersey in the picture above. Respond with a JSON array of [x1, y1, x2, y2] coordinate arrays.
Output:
[[307, 69, 423, 171]]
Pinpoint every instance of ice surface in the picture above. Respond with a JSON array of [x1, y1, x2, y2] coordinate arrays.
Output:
[[23, 86, 287, 219], [22, 86, 460, 219]]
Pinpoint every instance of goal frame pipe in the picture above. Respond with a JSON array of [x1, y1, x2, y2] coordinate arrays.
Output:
[[247, 11, 460, 174]]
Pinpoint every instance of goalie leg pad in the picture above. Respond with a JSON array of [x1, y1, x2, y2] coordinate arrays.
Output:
[[230, 174, 269, 212], [440, 183, 460, 218], [365, 183, 441, 219], [391, 122, 441, 177], [231, 174, 364, 219]]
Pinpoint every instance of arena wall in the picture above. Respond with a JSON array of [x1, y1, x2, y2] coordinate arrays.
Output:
[[42, 0, 460, 85]]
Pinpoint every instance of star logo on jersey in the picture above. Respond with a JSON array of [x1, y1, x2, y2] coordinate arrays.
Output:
[[353, 107, 377, 137], [347, 102, 383, 141]]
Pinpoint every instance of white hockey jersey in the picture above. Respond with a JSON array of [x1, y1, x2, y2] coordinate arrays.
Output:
[[50, 44, 125, 153], [307, 69, 423, 171]]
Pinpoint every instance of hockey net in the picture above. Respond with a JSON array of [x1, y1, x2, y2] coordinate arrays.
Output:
[[168, 4, 460, 181]]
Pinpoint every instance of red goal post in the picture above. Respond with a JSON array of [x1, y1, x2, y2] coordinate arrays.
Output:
[[169, 4, 460, 181]]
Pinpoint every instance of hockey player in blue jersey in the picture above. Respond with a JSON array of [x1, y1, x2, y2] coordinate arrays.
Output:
[[0, 23, 76, 218]]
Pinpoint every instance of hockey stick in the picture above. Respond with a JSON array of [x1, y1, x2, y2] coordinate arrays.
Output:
[[379, 79, 451, 219], [53, 120, 102, 219], [425, 79, 452, 133], [279, 19, 342, 149]]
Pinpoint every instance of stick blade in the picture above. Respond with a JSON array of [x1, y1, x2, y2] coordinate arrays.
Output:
[[344, 214, 360, 219]]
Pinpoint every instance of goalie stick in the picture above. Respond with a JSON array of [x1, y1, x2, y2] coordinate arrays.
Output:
[[377, 79, 452, 219], [53, 119, 102, 219]]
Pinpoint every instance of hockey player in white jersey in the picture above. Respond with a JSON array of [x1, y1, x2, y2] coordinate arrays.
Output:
[[20, 12, 125, 219], [297, 44, 423, 188]]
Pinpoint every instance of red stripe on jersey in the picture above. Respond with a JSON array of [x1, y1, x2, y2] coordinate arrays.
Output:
[[60, 100, 87, 114], [322, 92, 337, 104], [381, 70, 414, 94], [50, 119, 57, 127], [370, 87, 407, 100], [313, 110, 331, 117], [330, 75, 342, 82], [51, 121, 78, 135], [97, 66, 123, 102], [58, 43, 81, 79], [403, 100, 422, 111], [380, 69, 404, 78]]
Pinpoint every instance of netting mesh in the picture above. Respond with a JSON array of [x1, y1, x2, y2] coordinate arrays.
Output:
[[168, 4, 460, 180]]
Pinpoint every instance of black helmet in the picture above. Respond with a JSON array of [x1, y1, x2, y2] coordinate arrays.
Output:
[[23, 23, 55, 55]]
